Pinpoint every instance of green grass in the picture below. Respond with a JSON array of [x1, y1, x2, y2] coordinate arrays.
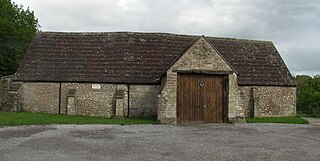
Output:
[[246, 116, 309, 124], [0, 112, 157, 127]]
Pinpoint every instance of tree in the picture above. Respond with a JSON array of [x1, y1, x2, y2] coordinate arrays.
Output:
[[0, 0, 39, 77], [295, 75, 320, 117]]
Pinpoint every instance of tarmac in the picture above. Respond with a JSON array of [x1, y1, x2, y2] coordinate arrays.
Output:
[[0, 123, 319, 161]]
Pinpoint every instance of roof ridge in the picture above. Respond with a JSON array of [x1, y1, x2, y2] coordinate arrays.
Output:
[[205, 36, 272, 43], [38, 31, 201, 38], [37, 31, 271, 42]]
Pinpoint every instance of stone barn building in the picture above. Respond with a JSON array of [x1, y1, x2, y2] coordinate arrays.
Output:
[[7, 32, 296, 124]]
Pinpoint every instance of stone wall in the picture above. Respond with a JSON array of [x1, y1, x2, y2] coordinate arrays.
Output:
[[0, 76, 22, 112], [157, 37, 235, 124], [157, 73, 178, 124], [228, 73, 245, 120], [239, 86, 296, 117], [0, 77, 9, 111], [129, 85, 160, 117], [20, 82, 60, 114], [19, 82, 159, 118], [60, 83, 118, 117], [238, 86, 253, 117], [253, 86, 296, 117], [60, 83, 159, 117]]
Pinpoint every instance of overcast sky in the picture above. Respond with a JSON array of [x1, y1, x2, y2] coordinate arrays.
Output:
[[13, 0, 320, 76]]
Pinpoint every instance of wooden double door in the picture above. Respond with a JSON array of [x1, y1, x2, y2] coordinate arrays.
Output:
[[177, 74, 228, 123]]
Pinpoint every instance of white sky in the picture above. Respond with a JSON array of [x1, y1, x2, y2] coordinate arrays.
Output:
[[13, 0, 320, 76]]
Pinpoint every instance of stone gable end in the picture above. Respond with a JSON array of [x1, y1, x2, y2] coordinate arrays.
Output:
[[171, 37, 233, 72], [157, 37, 235, 124]]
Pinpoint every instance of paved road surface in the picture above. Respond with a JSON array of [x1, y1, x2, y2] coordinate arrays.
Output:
[[0, 123, 319, 161]]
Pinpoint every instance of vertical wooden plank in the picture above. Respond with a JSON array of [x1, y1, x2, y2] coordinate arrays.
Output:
[[219, 76, 223, 122], [203, 75, 208, 123], [195, 75, 200, 122], [191, 76, 193, 121], [198, 75, 201, 121], [217, 76, 222, 122], [224, 75, 229, 123], [194, 75, 197, 121], [177, 74, 181, 123], [216, 76, 219, 122], [177, 74, 227, 123], [217, 77, 220, 122], [201, 74, 225, 123]]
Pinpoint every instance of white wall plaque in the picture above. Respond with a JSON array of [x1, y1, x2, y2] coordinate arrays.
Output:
[[92, 84, 101, 89]]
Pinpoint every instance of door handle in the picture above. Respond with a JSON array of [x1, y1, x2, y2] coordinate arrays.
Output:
[[204, 105, 206, 108]]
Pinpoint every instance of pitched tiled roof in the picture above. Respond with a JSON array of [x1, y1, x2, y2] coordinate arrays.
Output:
[[206, 37, 296, 86], [13, 32, 296, 86]]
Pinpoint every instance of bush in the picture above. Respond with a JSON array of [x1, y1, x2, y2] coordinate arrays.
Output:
[[295, 75, 320, 117]]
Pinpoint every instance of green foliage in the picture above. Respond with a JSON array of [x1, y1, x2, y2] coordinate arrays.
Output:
[[246, 116, 309, 124], [0, 0, 39, 77], [295, 75, 320, 117], [0, 112, 157, 127]]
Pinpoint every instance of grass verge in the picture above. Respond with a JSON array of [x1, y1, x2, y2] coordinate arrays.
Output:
[[246, 116, 309, 124], [0, 112, 157, 127]]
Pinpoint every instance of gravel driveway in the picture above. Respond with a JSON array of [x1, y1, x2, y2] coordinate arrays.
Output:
[[0, 123, 319, 161]]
